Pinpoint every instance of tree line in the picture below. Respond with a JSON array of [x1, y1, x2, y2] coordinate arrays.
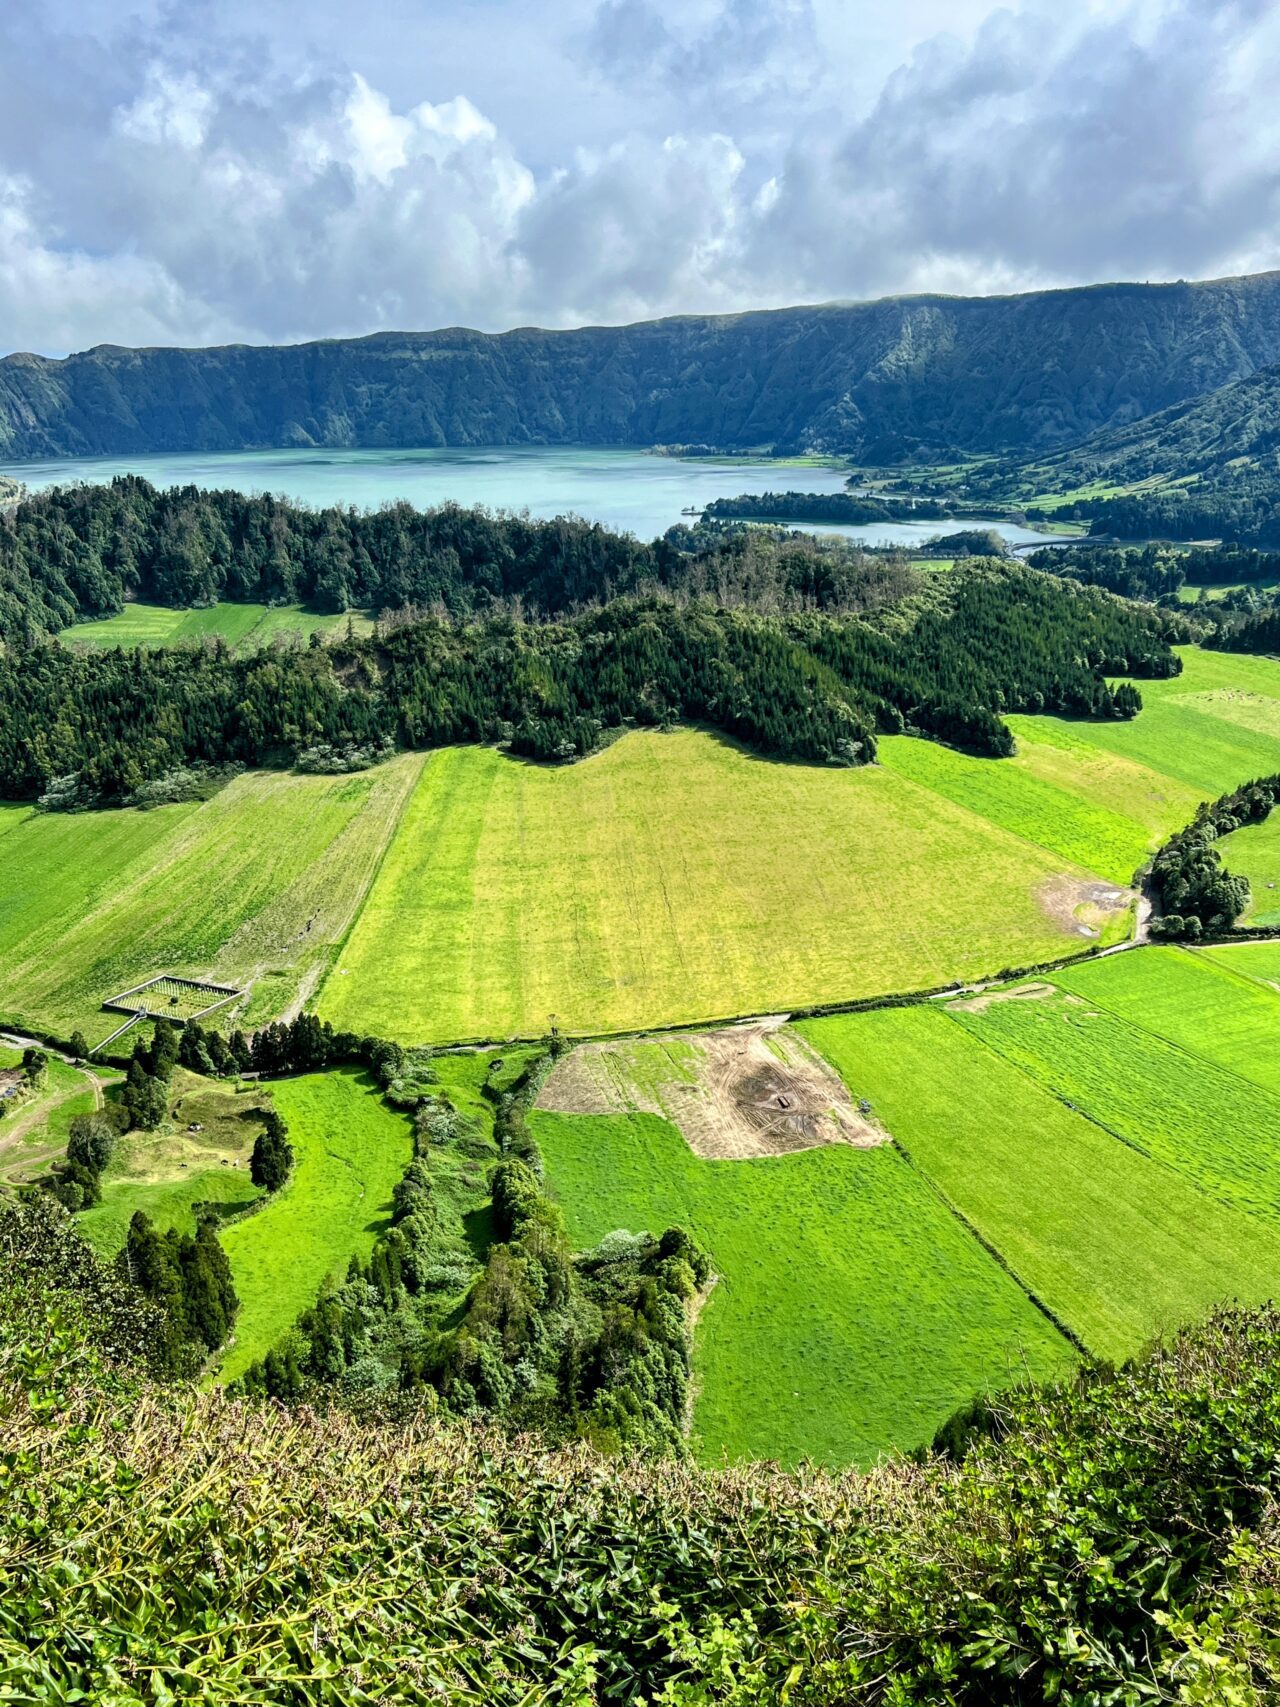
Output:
[[1025, 542, 1280, 603], [96, 1009, 706, 1451], [232, 1046, 709, 1452], [0, 561, 1175, 804], [1149, 774, 1280, 937], [1, 478, 927, 644]]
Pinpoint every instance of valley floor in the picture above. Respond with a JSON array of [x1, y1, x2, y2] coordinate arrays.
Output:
[[537, 942, 1280, 1466]]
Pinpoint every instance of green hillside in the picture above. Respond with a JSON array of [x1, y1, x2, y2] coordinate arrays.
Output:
[[6, 270, 1280, 463]]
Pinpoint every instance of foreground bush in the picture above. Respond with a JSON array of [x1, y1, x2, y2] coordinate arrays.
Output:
[[3, 1210, 1280, 1702]]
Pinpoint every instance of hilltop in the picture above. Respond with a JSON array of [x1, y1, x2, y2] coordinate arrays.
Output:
[[6, 271, 1280, 463], [7, 1204, 1280, 1705]]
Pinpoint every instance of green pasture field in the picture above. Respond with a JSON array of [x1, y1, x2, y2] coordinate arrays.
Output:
[[948, 985, 1280, 1223], [1177, 578, 1280, 604], [0, 1056, 104, 1190], [0, 756, 422, 1042], [1008, 647, 1280, 799], [799, 1004, 1280, 1363], [317, 731, 1105, 1045], [217, 1069, 413, 1383], [65, 602, 374, 653], [534, 1108, 1074, 1468], [1053, 946, 1280, 1095], [78, 1071, 272, 1255], [1219, 814, 1280, 927], [877, 736, 1154, 886], [1202, 939, 1280, 989]]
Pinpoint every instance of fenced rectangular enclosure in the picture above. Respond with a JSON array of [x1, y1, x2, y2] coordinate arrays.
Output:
[[102, 974, 243, 1024]]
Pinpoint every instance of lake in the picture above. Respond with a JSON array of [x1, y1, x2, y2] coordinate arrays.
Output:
[[0, 444, 1055, 547]]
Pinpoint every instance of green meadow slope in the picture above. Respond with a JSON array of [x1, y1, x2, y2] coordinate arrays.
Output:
[[65, 603, 374, 653], [538, 946, 1280, 1465], [534, 1107, 1073, 1467], [0, 757, 422, 1042], [217, 1070, 413, 1383], [2, 646, 1277, 1052]]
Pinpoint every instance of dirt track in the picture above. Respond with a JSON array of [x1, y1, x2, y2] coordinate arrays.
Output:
[[538, 1018, 888, 1160]]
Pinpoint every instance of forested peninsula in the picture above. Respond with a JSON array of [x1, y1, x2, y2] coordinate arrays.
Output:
[[6, 271, 1280, 463], [0, 481, 1174, 805]]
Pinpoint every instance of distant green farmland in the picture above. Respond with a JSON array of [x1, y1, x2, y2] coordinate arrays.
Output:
[[535, 946, 1280, 1465], [534, 1108, 1073, 1467], [4, 645, 1279, 1053], [0, 758, 422, 1042], [65, 602, 374, 653], [217, 1070, 413, 1383], [317, 732, 1116, 1044], [800, 1000, 1280, 1364], [1009, 647, 1280, 799]]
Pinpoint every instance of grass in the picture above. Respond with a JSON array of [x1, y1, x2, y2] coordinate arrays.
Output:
[[65, 603, 374, 653], [1202, 939, 1280, 990], [1008, 648, 1280, 799], [877, 736, 1155, 885], [534, 1108, 1074, 1468], [216, 1069, 414, 1383], [799, 1004, 1280, 1364], [0, 1057, 103, 1189], [1219, 813, 1280, 926], [948, 984, 1280, 1223], [78, 1071, 272, 1255], [317, 732, 1106, 1044], [1052, 946, 1280, 1095], [0, 757, 422, 1042]]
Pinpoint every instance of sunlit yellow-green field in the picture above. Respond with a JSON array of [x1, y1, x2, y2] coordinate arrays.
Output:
[[316, 731, 1106, 1043], [65, 602, 374, 652]]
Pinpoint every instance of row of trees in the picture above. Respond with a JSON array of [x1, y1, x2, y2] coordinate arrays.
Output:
[[0, 562, 1175, 803], [121, 1212, 239, 1373], [233, 1047, 709, 1451], [1025, 542, 1280, 604], [1150, 774, 1280, 936], [0, 478, 930, 644]]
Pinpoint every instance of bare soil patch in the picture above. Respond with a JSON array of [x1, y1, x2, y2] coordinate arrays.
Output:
[[1038, 875, 1133, 939], [538, 1019, 888, 1160]]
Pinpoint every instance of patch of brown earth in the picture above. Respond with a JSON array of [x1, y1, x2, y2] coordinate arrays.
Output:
[[538, 1020, 888, 1160], [1038, 875, 1134, 939]]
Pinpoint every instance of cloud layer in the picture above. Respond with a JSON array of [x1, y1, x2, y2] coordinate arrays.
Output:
[[1, 0, 1278, 354]]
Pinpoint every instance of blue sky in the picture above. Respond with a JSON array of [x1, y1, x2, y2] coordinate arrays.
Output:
[[2, 0, 1277, 353]]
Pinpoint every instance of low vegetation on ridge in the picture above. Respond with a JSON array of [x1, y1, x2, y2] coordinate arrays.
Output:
[[7, 1209, 1280, 1704]]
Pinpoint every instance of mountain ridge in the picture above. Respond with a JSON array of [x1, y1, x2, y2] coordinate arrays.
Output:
[[7, 270, 1280, 463]]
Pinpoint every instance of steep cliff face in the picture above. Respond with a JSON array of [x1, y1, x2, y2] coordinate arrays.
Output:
[[5, 271, 1280, 463]]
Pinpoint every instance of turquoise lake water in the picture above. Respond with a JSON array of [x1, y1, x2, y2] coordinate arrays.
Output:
[[1, 444, 1054, 546]]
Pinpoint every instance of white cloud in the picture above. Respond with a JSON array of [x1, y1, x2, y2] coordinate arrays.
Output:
[[115, 66, 214, 151], [0, 0, 1278, 355]]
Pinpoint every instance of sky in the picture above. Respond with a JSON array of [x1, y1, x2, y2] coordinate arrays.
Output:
[[2, 0, 1278, 354]]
